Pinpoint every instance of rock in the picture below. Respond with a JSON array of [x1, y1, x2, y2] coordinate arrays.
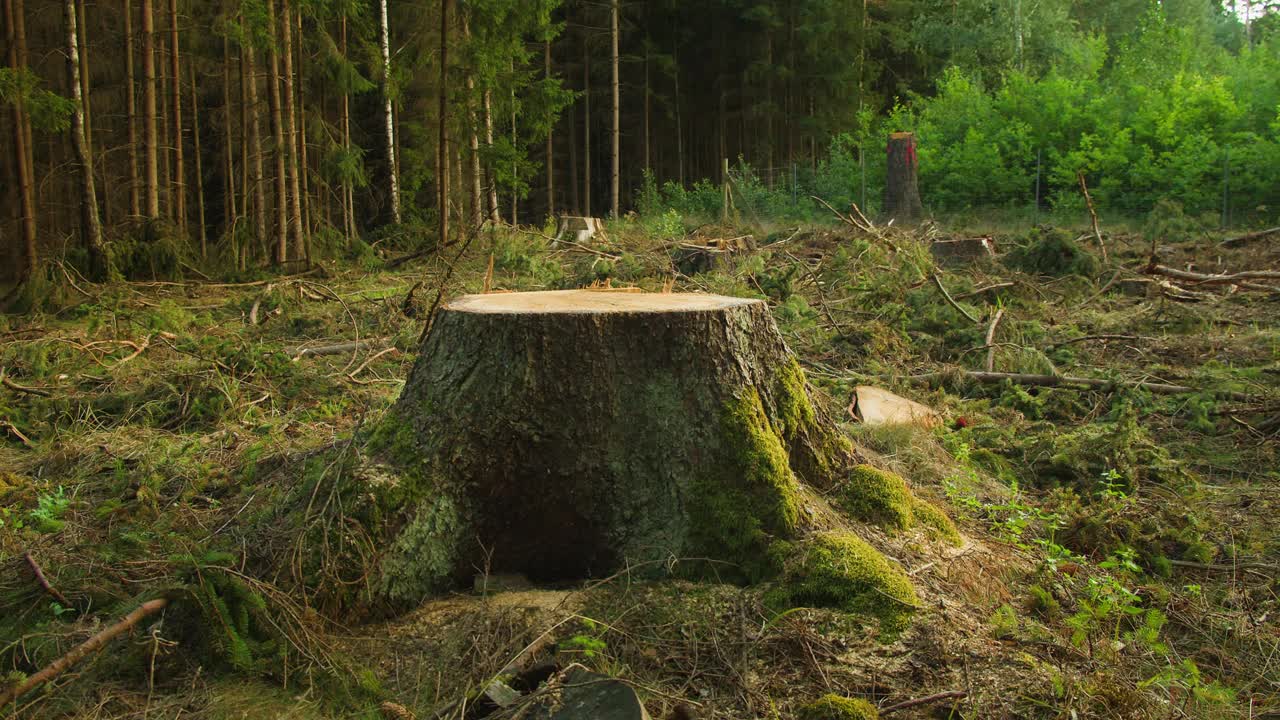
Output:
[[929, 237, 996, 265], [850, 386, 940, 428], [528, 667, 651, 720]]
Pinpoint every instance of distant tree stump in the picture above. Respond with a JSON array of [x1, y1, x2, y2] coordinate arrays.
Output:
[[369, 289, 854, 605], [884, 132, 924, 223]]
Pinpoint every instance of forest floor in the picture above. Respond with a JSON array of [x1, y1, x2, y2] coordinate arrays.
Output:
[[1, 213, 1277, 719]]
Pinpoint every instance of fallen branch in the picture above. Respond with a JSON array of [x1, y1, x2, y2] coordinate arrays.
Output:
[[909, 370, 1256, 402], [1145, 263, 1280, 286], [931, 272, 980, 324], [24, 552, 69, 606], [1077, 173, 1109, 263], [1072, 269, 1122, 310], [984, 308, 1005, 372], [292, 339, 385, 361], [1, 368, 51, 398], [1220, 226, 1279, 248], [955, 282, 1014, 300], [347, 347, 400, 382], [1, 420, 32, 446], [0, 597, 169, 708], [881, 690, 967, 715], [1046, 334, 1143, 349]]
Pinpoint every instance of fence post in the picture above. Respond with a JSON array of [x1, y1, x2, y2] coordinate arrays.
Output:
[[1221, 148, 1231, 230]]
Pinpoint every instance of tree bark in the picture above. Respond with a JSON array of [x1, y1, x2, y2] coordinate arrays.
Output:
[[66, 0, 107, 279], [266, 0, 288, 263], [125, 0, 140, 218], [5, 0, 38, 278], [582, 31, 591, 217], [190, 63, 206, 258], [609, 0, 619, 218], [245, 42, 267, 266], [340, 14, 354, 243], [883, 132, 923, 223], [483, 88, 498, 223], [545, 37, 554, 217], [380, 0, 400, 225], [280, 0, 304, 262], [141, 0, 160, 218], [463, 12, 481, 227], [377, 290, 853, 604], [222, 32, 236, 234], [295, 8, 310, 252], [169, 0, 185, 236], [437, 0, 448, 241]]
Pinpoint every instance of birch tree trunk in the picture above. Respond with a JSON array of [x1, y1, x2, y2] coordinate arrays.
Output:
[[66, 0, 107, 278], [380, 0, 400, 224]]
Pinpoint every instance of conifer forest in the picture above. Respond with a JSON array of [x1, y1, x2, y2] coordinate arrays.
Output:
[[1, 0, 1279, 718]]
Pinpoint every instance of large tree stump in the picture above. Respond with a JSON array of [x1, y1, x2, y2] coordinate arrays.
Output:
[[368, 289, 854, 605], [884, 132, 924, 223]]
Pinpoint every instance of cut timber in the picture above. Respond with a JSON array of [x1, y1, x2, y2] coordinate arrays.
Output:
[[851, 387, 940, 429], [672, 234, 756, 275], [369, 289, 855, 605], [553, 215, 604, 245], [883, 132, 923, 224], [930, 237, 995, 265]]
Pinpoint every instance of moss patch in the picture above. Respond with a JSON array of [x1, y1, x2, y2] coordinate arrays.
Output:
[[767, 531, 918, 635], [836, 465, 962, 545], [798, 694, 880, 720], [686, 388, 803, 582]]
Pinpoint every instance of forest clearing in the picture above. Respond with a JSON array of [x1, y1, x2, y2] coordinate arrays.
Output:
[[3, 0, 1280, 718]]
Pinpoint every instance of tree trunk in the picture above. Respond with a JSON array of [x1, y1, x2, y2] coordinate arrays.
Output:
[[66, 0, 107, 279], [5, 0, 37, 278], [266, 0, 287, 263], [374, 290, 853, 604], [125, 0, 140, 218], [509, 58, 516, 225], [883, 132, 923, 223], [609, 0, 619, 218], [222, 32, 236, 234], [545, 37, 554, 217], [141, 0, 160, 218], [674, 44, 683, 188], [437, 0, 448, 241], [296, 8, 311, 252], [642, 35, 650, 176], [582, 33, 591, 217], [483, 88, 498, 223], [380, 0, 400, 225], [568, 81, 579, 214], [280, 0, 304, 262], [340, 14, 354, 243], [190, 63, 206, 258], [169, 0, 184, 236], [246, 42, 267, 266], [463, 12, 481, 228]]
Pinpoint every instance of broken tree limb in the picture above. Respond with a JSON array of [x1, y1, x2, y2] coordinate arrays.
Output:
[[1077, 173, 1109, 263], [0, 368, 51, 398], [292, 339, 385, 361], [1220, 226, 1279, 248], [984, 308, 1005, 372], [931, 273, 980, 323], [23, 552, 69, 606], [881, 690, 967, 715], [1144, 263, 1280, 286], [0, 597, 169, 708], [909, 370, 1256, 402]]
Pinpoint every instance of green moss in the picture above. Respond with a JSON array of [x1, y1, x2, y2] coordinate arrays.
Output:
[[838, 465, 915, 530], [911, 498, 962, 546], [775, 358, 817, 441], [767, 531, 918, 635], [798, 694, 880, 720], [686, 388, 802, 582]]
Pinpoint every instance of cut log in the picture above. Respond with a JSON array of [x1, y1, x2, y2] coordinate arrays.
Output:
[[672, 235, 755, 275], [369, 289, 854, 604], [850, 387, 940, 428], [883, 132, 923, 224]]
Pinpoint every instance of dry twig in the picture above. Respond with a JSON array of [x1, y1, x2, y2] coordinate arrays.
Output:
[[23, 552, 70, 606], [931, 273, 980, 324]]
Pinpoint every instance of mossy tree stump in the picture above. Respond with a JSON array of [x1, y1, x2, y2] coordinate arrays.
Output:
[[371, 289, 855, 603]]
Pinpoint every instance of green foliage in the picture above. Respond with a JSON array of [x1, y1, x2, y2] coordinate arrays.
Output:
[[798, 694, 880, 720], [1004, 226, 1100, 278], [0, 68, 75, 132], [28, 486, 69, 534], [836, 465, 962, 544]]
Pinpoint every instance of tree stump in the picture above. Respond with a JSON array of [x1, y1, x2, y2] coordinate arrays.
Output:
[[884, 132, 923, 223], [369, 289, 854, 605]]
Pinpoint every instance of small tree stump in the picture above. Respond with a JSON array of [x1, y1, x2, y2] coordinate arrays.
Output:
[[930, 237, 996, 265], [554, 215, 604, 245], [884, 132, 924, 223], [370, 290, 853, 605]]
